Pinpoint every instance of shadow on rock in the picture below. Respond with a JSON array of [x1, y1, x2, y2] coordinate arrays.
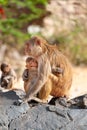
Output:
[[48, 94, 87, 109], [0, 90, 19, 100], [0, 89, 26, 105]]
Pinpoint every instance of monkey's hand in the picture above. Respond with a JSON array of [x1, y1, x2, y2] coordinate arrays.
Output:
[[52, 67, 64, 75], [22, 69, 29, 81]]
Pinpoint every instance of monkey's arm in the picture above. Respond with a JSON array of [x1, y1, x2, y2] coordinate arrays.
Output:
[[7, 70, 17, 89], [24, 54, 51, 100], [49, 73, 59, 82], [22, 69, 29, 81]]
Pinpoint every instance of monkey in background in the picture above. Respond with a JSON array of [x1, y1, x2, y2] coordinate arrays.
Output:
[[0, 62, 17, 89], [20, 35, 73, 104]]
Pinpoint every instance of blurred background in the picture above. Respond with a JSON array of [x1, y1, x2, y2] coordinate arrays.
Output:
[[0, 0, 87, 97]]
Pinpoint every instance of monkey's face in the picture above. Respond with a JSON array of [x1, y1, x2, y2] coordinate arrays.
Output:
[[26, 60, 38, 69], [29, 60, 38, 68], [25, 61, 31, 69], [25, 37, 43, 57], [4, 66, 10, 73]]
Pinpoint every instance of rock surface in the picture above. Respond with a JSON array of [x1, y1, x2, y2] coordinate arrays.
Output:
[[0, 89, 29, 130], [0, 89, 87, 130]]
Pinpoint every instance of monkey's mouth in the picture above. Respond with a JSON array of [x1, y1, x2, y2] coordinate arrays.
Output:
[[30, 65, 36, 68], [30, 65, 33, 67]]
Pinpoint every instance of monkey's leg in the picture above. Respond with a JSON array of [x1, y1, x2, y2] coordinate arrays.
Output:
[[14, 95, 47, 106], [38, 78, 52, 102], [38, 73, 59, 102], [21, 96, 47, 104], [29, 97, 47, 103], [24, 82, 30, 94], [24, 82, 45, 103]]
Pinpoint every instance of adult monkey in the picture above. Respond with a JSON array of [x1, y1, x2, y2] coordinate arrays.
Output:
[[23, 36, 73, 103]]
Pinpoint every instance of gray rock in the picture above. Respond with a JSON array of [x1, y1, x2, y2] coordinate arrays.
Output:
[[0, 89, 87, 130], [0, 89, 29, 130], [9, 104, 87, 130]]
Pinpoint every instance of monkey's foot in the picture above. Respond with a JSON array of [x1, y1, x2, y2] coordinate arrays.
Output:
[[47, 95, 53, 103], [58, 97, 68, 107], [24, 96, 48, 104]]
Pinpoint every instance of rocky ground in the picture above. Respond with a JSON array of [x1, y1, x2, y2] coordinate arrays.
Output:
[[0, 66, 87, 130]]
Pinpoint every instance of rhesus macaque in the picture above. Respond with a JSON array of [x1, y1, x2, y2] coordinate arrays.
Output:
[[22, 36, 72, 103], [0, 63, 17, 89], [22, 56, 45, 103], [22, 56, 64, 103], [22, 56, 38, 94]]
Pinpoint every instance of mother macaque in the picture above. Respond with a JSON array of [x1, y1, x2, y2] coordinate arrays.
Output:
[[23, 36, 72, 103]]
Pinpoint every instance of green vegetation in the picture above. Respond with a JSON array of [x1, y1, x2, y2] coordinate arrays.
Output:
[[0, 0, 48, 48], [0, 0, 87, 65]]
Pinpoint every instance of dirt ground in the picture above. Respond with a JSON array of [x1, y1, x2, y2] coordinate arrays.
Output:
[[69, 66, 87, 99]]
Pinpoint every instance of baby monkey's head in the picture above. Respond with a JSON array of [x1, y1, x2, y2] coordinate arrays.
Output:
[[0, 63, 11, 73]]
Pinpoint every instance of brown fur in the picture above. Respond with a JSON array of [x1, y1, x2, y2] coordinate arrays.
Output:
[[23, 36, 73, 102], [23, 69, 38, 94], [0, 63, 17, 89]]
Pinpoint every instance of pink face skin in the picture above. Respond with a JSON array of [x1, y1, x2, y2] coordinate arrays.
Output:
[[25, 60, 38, 69], [24, 38, 42, 57]]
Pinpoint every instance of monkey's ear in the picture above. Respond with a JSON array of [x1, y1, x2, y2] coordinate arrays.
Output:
[[36, 39, 41, 46]]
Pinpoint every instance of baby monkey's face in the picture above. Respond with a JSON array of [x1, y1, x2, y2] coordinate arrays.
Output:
[[26, 60, 38, 69], [4, 65, 10, 73]]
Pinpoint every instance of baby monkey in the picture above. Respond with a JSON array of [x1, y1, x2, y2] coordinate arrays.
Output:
[[22, 57, 38, 94], [22, 56, 44, 103], [0, 62, 17, 89]]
